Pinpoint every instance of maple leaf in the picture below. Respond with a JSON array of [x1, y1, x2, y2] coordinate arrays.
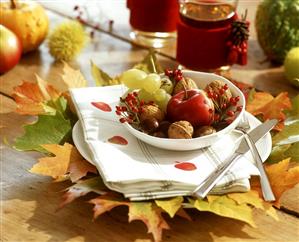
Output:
[[68, 157, 98, 182], [90, 195, 169, 242], [272, 121, 299, 145], [285, 94, 299, 122], [90, 193, 127, 218], [14, 109, 72, 153], [30, 143, 97, 182], [283, 142, 299, 162], [29, 143, 76, 178], [267, 144, 293, 163], [90, 60, 120, 86], [227, 191, 279, 221], [246, 92, 291, 131], [60, 177, 107, 208], [189, 196, 256, 227], [155, 196, 184, 218], [133, 50, 163, 74], [175, 207, 192, 221], [59, 62, 87, 92], [251, 158, 299, 208], [12, 76, 61, 115], [128, 202, 169, 242], [230, 80, 253, 101]]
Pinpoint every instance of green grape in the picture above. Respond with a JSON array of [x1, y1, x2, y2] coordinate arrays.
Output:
[[143, 73, 161, 93], [160, 76, 174, 94], [157, 93, 171, 112], [119, 69, 147, 89], [138, 89, 154, 102], [153, 88, 167, 102]]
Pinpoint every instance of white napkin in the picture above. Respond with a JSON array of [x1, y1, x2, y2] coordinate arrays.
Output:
[[70, 85, 260, 200]]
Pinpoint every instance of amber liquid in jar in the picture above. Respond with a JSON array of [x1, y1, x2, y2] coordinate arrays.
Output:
[[180, 1, 236, 28]]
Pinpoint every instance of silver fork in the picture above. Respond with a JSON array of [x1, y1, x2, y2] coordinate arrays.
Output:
[[236, 114, 276, 201]]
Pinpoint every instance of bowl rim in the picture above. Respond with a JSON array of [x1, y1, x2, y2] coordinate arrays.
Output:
[[122, 70, 246, 144]]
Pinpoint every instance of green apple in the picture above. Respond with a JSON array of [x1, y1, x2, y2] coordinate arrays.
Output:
[[284, 47, 299, 88]]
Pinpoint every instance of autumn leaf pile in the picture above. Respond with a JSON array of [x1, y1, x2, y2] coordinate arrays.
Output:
[[10, 53, 299, 242]]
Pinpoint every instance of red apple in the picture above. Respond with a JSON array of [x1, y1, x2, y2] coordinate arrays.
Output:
[[167, 89, 214, 127], [0, 25, 22, 74]]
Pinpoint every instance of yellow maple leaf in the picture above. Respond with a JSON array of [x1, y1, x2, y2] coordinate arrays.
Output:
[[251, 158, 299, 208], [128, 202, 169, 242], [12, 76, 61, 115], [59, 62, 87, 92], [30, 143, 73, 177], [155, 196, 183, 218], [246, 92, 291, 131], [227, 190, 279, 221], [90, 195, 169, 242], [30, 143, 96, 181], [190, 196, 256, 227]]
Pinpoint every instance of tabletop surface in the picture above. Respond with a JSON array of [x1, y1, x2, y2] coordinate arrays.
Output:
[[1, 1, 299, 242]]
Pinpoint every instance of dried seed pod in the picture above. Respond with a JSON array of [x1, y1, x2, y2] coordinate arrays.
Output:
[[140, 104, 164, 122], [168, 121, 194, 139], [141, 118, 159, 133], [173, 77, 198, 95], [194, 126, 216, 138]]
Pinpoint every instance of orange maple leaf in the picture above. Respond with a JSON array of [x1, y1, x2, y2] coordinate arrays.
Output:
[[69, 158, 97, 182], [251, 158, 299, 208], [246, 92, 291, 131], [12, 75, 61, 115], [90, 194, 169, 242], [30, 143, 97, 181]]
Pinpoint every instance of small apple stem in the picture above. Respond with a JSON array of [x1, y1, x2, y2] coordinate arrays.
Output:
[[183, 84, 188, 100], [10, 0, 17, 9]]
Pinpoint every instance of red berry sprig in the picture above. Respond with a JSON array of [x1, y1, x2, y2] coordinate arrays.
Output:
[[164, 68, 183, 82], [115, 91, 145, 126], [207, 83, 242, 125], [73, 4, 114, 39]]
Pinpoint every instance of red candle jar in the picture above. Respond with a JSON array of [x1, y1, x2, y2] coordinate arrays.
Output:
[[127, 0, 179, 48], [176, 0, 248, 71]]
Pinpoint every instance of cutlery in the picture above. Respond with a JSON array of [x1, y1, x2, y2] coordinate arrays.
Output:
[[237, 115, 276, 201], [193, 119, 278, 199]]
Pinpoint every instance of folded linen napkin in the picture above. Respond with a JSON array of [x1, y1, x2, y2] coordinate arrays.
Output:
[[70, 85, 260, 200]]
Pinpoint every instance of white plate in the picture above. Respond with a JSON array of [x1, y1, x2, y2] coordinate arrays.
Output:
[[72, 111, 272, 166], [122, 70, 246, 150]]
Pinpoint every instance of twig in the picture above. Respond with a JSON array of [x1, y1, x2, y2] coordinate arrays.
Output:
[[44, 6, 177, 62]]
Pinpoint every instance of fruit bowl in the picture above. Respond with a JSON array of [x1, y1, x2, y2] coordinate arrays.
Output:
[[121, 70, 245, 151]]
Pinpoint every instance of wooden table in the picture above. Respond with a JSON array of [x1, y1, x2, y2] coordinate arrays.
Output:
[[1, 1, 299, 241]]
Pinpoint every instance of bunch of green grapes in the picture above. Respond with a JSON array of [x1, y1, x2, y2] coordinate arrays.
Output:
[[119, 69, 173, 112]]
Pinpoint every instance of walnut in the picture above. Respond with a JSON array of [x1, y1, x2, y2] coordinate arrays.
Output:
[[194, 126, 216, 138], [168, 121, 194, 139], [205, 80, 232, 102], [173, 77, 198, 95], [140, 104, 164, 122]]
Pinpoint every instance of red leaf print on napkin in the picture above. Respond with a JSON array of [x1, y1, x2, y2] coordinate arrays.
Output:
[[174, 161, 197, 171], [91, 102, 112, 112], [108, 136, 128, 145]]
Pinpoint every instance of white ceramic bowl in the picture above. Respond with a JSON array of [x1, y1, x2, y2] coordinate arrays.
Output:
[[123, 70, 245, 151]]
